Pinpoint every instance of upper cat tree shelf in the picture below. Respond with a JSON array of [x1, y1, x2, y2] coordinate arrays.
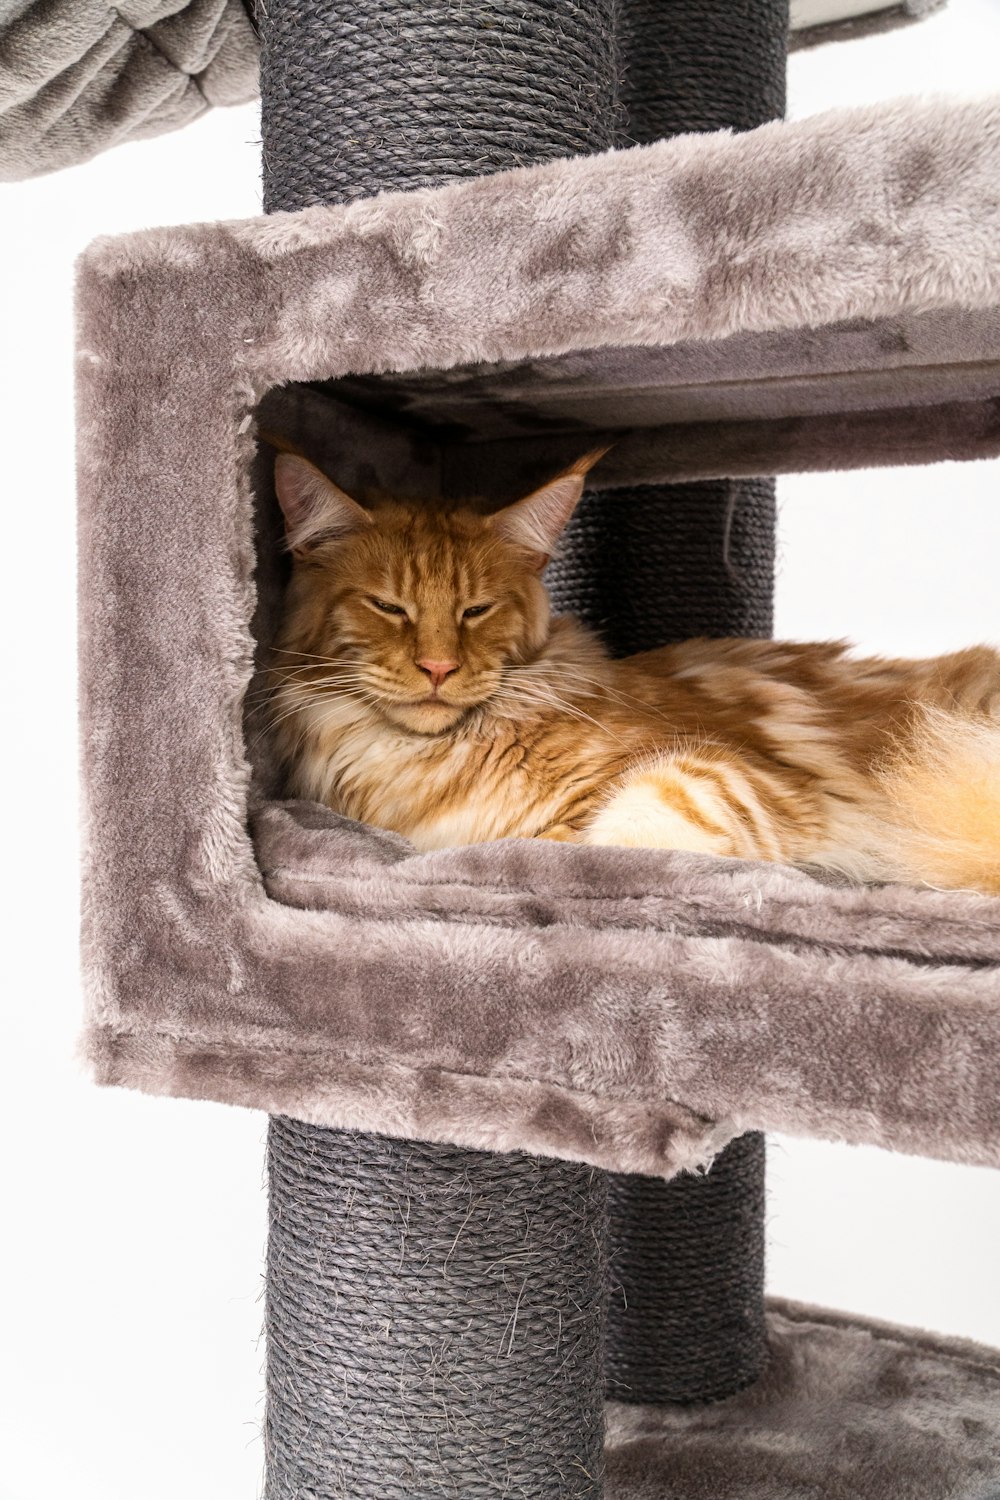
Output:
[[77, 94, 1000, 1175]]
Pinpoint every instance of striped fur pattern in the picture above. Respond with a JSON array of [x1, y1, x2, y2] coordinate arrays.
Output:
[[269, 452, 1000, 893]]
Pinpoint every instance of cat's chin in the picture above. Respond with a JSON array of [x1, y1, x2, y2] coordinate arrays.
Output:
[[379, 697, 471, 735]]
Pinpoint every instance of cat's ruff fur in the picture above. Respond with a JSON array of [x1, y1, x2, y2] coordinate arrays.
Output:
[[271, 451, 1000, 895], [78, 95, 1000, 1171]]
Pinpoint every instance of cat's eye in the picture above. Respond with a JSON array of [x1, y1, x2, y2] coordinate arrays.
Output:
[[369, 597, 407, 616], [463, 603, 494, 619]]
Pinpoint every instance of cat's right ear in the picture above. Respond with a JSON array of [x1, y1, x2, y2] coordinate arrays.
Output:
[[273, 453, 373, 556], [490, 447, 610, 569]]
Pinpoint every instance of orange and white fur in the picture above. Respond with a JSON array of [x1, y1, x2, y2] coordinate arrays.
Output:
[[268, 449, 1000, 894]]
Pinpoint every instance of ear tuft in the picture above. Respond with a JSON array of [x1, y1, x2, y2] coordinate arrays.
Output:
[[273, 453, 372, 554], [491, 447, 610, 564]]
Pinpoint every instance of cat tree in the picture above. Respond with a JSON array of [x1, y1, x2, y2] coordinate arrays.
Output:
[[77, 1, 1000, 1495]]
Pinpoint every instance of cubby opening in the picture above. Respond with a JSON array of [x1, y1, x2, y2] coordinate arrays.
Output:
[[243, 301, 1000, 886]]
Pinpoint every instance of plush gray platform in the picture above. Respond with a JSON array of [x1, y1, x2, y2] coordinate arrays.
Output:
[[78, 95, 1000, 1176], [73, 54, 1000, 1500], [605, 1301, 1000, 1499], [0, 0, 259, 182]]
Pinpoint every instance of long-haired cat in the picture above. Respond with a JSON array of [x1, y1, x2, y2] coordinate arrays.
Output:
[[266, 449, 1000, 895]]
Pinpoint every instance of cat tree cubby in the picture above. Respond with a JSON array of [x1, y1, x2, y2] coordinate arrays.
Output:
[[80, 91, 1000, 1166], [79, 89, 1000, 1499]]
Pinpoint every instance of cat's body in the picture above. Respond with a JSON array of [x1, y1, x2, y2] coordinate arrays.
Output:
[[267, 448, 1000, 893]]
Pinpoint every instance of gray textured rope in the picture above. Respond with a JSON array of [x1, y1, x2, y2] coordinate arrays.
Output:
[[259, 0, 621, 213], [545, 479, 776, 654], [617, 0, 787, 143], [606, 1133, 768, 1404], [266, 1119, 609, 1498], [548, 0, 787, 1406]]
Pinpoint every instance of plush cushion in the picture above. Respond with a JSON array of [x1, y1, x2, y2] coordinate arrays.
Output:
[[0, 0, 258, 181]]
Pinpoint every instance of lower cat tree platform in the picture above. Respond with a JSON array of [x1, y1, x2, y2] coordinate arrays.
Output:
[[606, 1302, 1000, 1500], [78, 93, 1000, 1495]]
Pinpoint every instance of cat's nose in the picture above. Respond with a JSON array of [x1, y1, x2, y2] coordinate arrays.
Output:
[[417, 658, 460, 690]]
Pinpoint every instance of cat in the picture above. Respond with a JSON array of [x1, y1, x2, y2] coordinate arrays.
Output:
[[266, 447, 1000, 895]]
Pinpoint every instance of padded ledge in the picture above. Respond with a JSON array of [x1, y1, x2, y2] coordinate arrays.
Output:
[[606, 1299, 1000, 1499], [78, 95, 1000, 1173], [79, 95, 1000, 492], [83, 799, 1000, 1178]]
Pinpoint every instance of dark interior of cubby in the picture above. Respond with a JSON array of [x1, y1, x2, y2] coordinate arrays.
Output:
[[258, 303, 1000, 508], [319, 305, 1000, 493]]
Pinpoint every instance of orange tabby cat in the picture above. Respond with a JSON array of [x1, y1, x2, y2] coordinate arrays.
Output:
[[267, 449, 1000, 894]]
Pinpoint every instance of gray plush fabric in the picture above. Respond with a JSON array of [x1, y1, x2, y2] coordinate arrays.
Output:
[[790, 0, 946, 52], [323, 305, 1000, 493], [78, 97, 1000, 1176], [0, 0, 258, 182], [606, 1299, 1000, 1498]]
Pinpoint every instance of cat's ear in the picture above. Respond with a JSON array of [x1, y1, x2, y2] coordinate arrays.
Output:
[[491, 448, 610, 567], [274, 453, 373, 555]]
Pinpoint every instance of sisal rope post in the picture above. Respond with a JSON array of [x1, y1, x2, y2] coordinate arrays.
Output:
[[548, 0, 788, 1405], [602, 1133, 768, 1404], [266, 1123, 609, 1496], [260, 0, 622, 212], [259, 2, 621, 1493]]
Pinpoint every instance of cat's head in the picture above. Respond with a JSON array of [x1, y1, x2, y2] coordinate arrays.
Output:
[[272, 448, 607, 734]]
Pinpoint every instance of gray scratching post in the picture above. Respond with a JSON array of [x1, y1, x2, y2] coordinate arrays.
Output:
[[617, 0, 787, 141], [259, 2, 622, 1493], [546, 478, 777, 649], [266, 1122, 608, 1496], [602, 1133, 768, 1405], [259, 0, 621, 212], [552, 0, 788, 1406]]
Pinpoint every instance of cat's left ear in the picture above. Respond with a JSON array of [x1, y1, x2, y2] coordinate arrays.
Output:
[[273, 452, 373, 556], [491, 448, 610, 568]]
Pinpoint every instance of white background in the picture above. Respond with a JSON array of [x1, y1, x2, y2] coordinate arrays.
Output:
[[3, 5, 1000, 1497]]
